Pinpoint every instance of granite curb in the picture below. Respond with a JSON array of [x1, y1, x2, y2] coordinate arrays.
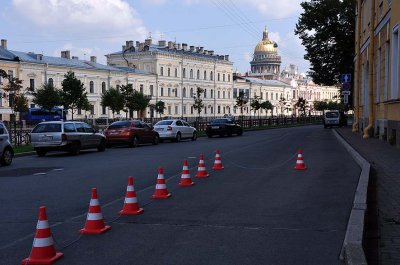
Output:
[[334, 129, 369, 265]]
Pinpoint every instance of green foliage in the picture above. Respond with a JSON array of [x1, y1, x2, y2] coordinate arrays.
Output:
[[192, 87, 205, 118], [155, 101, 165, 118], [14, 94, 29, 113], [61, 71, 90, 119], [120, 84, 150, 117], [101, 87, 124, 117], [0, 69, 27, 115], [33, 83, 63, 110], [235, 91, 248, 115], [260, 100, 273, 116], [313, 101, 328, 112], [295, 97, 307, 116], [295, 0, 355, 86], [250, 95, 261, 117]]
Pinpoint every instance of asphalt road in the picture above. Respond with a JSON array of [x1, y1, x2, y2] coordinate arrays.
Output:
[[0, 126, 360, 265]]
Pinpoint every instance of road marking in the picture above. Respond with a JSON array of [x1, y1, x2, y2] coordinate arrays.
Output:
[[53, 168, 64, 171], [187, 156, 197, 159]]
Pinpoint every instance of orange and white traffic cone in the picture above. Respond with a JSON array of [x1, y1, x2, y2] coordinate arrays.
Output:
[[294, 149, 307, 170], [212, 149, 224, 170], [119, 176, 144, 215], [151, 167, 171, 199], [195, 153, 209, 178], [178, 160, 195, 187], [22, 206, 63, 265], [80, 188, 111, 234]]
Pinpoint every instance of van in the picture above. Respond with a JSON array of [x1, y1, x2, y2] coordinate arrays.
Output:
[[323, 110, 346, 128]]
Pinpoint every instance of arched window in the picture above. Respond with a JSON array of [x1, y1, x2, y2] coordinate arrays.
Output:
[[211, 89, 214, 98], [160, 67, 164, 76], [190, 87, 194, 97], [183, 87, 186, 97], [228, 74, 230, 82], [48, 78, 54, 87], [89, 81, 94, 93], [175, 68, 178, 77], [168, 68, 171, 77], [101, 82, 106, 93], [150, 85, 154, 96], [190, 69, 193, 79], [223, 74, 225, 82], [174, 88, 178, 97], [218, 73, 220, 81], [204, 71, 207, 80], [210, 71, 213, 81], [197, 69, 200, 79]]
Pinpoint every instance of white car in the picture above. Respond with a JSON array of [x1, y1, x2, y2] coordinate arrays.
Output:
[[153, 119, 197, 142], [0, 122, 14, 166]]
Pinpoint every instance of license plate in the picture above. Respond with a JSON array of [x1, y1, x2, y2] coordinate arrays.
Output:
[[212, 126, 219, 129], [110, 132, 119, 135], [39, 136, 53, 142]]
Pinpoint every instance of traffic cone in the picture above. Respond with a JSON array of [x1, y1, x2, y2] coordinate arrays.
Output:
[[178, 160, 195, 187], [195, 153, 209, 178], [212, 149, 224, 170], [22, 206, 63, 265], [294, 149, 307, 170], [151, 167, 171, 199], [119, 176, 144, 215], [80, 188, 111, 234]]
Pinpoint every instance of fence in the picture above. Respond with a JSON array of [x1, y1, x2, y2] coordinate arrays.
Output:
[[7, 115, 322, 146]]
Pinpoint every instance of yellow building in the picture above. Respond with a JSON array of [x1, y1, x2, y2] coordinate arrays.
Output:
[[354, 0, 400, 147]]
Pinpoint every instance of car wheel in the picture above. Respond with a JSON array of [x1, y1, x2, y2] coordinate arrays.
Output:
[[207, 133, 213, 138], [69, 142, 81, 155], [106, 142, 112, 148], [153, 135, 159, 145], [0, 147, 13, 166], [36, 149, 47, 157], [237, 129, 243, 136], [175, 132, 182, 142], [192, 132, 197, 141], [227, 130, 232, 137], [97, 140, 106, 152], [129, 136, 138, 148]]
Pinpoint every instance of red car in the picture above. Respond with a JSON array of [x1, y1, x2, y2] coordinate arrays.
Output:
[[104, 120, 160, 147]]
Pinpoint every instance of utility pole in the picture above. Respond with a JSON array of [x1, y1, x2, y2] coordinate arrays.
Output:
[[181, 54, 184, 119], [213, 59, 216, 118]]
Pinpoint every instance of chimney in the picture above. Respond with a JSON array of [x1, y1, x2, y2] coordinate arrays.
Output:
[[144, 38, 152, 46], [136, 41, 140, 47], [189, 46, 195, 52], [1, 39, 7, 49], [122, 45, 126, 51], [225, 55, 229, 61], [158, 40, 166, 47], [72, 56, 79, 60], [182, 43, 187, 50], [139, 42, 145, 51], [204, 49, 208, 55], [177, 43, 181, 50], [36, 54, 43, 61], [61, 50, 71, 59], [90, 56, 97, 63], [199, 47, 204, 53], [209, 50, 214, 55], [168, 41, 173, 49]]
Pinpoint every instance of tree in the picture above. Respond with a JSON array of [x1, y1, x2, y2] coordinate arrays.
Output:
[[155, 101, 165, 118], [295, 0, 355, 87], [192, 87, 205, 119], [235, 91, 248, 116], [260, 101, 273, 117], [120, 84, 150, 118], [313, 100, 328, 114], [33, 83, 63, 110], [0, 69, 27, 122], [278, 96, 289, 116], [250, 95, 261, 118], [295, 97, 307, 117], [101, 87, 124, 118], [61, 71, 90, 120]]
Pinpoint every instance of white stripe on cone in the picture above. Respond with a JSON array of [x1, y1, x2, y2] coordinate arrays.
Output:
[[181, 174, 190, 178], [156, 184, 167, 189], [198, 167, 206, 171], [87, 213, 103, 220], [157, 175, 165, 180], [90, 199, 99, 206], [124, 197, 138, 203], [296, 160, 304, 164], [36, 220, 50, 229], [32, 237, 54, 247], [127, 186, 134, 191]]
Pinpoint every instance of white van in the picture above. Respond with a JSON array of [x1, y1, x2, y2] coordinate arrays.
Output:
[[323, 110, 346, 128]]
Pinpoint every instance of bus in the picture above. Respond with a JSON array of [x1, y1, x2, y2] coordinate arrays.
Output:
[[23, 107, 66, 124]]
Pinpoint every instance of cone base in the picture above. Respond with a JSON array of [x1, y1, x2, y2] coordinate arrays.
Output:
[[79, 225, 111, 235], [119, 208, 144, 215], [212, 166, 224, 170], [294, 166, 307, 170], [195, 174, 209, 178], [22, 252, 64, 265], [151, 193, 171, 199], [178, 182, 195, 187]]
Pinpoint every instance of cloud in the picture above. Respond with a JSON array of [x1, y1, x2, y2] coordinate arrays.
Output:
[[240, 0, 303, 18], [11, 0, 148, 42]]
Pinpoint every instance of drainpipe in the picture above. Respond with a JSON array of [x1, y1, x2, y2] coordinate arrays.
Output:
[[363, 0, 375, 139], [352, 0, 362, 132]]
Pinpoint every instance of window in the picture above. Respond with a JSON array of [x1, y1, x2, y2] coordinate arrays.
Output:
[[183, 87, 186, 97], [210, 71, 213, 81], [168, 106, 171, 114], [102, 82, 106, 93], [8, 70, 13, 79], [218, 91, 220, 99], [174, 88, 178, 97], [204, 89, 207, 98], [233, 88, 237, 98], [175, 106, 178, 114], [218, 73, 220, 81], [190, 69, 193, 79], [161, 87, 164, 97], [384, 41, 390, 100], [183, 106, 186, 114], [391, 25, 399, 99], [83, 123, 95, 133], [175, 68, 178, 77], [266, 92, 269, 100], [78, 108, 82, 115], [204, 71, 207, 80], [102, 106, 106, 115], [168, 68, 171, 77], [48, 78, 54, 87], [211, 89, 214, 98], [116, 84, 120, 92], [89, 81, 94, 93], [218, 106, 221, 113], [191, 106, 194, 114], [228, 74, 230, 82], [75, 123, 85, 132], [90, 105, 94, 115], [376, 48, 381, 103], [223, 91, 225, 99], [140, 84, 143, 94], [29, 79, 35, 91], [150, 85, 154, 96], [190, 88, 194, 97], [276, 93, 278, 100], [223, 74, 225, 82], [183, 68, 186, 78], [228, 92, 230, 98], [160, 67, 164, 76], [168, 87, 171, 97], [293, 90, 296, 99]]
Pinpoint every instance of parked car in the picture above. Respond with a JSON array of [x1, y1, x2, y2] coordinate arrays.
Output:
[[206, 118, 243, 137], [30, 121, 106, 156], [153, 119, 197, 142], [103, 120, 159, 147], [0, 122, 14, 166], [323, 110, 347, 128]]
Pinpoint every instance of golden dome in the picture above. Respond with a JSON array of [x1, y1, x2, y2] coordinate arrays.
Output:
[[254, 27, 277, 53]]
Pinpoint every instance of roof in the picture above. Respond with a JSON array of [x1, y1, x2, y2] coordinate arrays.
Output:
[[243, 77, 290, 87], [0, 47, 152, 75]]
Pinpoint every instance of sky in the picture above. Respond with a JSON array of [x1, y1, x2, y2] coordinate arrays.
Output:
[[0, 0, 310, 74]]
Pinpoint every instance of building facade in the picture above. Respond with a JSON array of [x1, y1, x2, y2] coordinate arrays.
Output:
[[354, 0, 400, 146]]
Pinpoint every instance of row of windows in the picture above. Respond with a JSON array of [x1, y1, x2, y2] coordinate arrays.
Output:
[[160, 67, 231, 82]]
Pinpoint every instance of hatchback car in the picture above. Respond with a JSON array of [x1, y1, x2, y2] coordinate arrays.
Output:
[[153, 119, 197, 142], [103, 120, 160, 147], [0, 122, 14, 166], [206, 118, 243, 137], [30, 121, 106, 156]]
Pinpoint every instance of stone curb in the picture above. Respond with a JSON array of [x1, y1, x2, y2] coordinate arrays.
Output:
[[333, 129, 369, 265], [14, 151, 36, 158]]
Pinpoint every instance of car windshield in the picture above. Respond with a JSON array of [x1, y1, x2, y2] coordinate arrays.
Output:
[[326, 112, 339, 118], [32, 123, 62, 133], [109, 121, 131, 129], [212, 119, 231, 124], [155, 120, 173, 126]]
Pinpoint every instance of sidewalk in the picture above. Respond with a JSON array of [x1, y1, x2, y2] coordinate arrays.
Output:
[[336, 127, 400, 265]]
